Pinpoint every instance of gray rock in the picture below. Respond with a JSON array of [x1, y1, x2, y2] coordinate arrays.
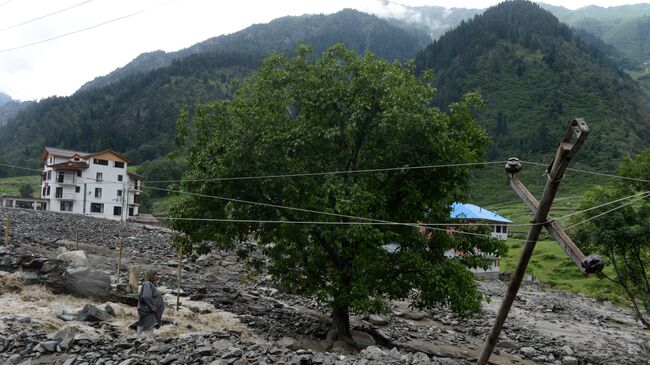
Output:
[[117, 359, 138, 365], [330, 340, 356, 354], [433, 357, 461, 365], [62, 357, 76, 365], [496, 340, 519, 350], [411, 352, 431, 364], [104, 304, 116, 317], [561, 345, 574, 356], [222, 347, 243, 359], [159, 354, 180, 365], [277, 337, 301, 351], [351, 330, 375, 349], [38, 340, 59, 352], [361, 345, 386, 360], [196, 346, 213, 356], [367, 314, 389, 326], [519, 346, 537, 357], [4, 354, 21, 365], [75, 304, 111, 322], [562, 356, 579, 365]]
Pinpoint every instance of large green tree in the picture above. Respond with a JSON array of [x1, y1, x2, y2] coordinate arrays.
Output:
[[573, 150, 650, 328], [170, 45, 504, 340]]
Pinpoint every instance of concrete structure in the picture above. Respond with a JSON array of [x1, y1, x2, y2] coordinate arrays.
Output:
[[450, 202, 512, 240], [40, 147, 143, 221], [0, 196, 47, 210], [449, 202, 513, 279]]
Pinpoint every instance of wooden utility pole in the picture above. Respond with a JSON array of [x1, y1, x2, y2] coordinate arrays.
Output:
[[74, 231, 79, 251], [4, 215, 11, 246], [477, 119, 604, 365], [116, 239, 124, 286], [176, 245, 184, 312]]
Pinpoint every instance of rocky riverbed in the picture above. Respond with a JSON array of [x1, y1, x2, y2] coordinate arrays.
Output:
[[1, 207, 649, 365]]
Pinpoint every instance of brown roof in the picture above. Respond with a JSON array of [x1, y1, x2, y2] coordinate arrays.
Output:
[[46, 161, 90, 170], [127, 171, 144, 180], [41, 147, 132, 164], [41, 147, 89, 160]]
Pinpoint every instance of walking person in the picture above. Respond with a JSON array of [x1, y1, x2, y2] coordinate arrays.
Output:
[[137, 269, 165, 333]]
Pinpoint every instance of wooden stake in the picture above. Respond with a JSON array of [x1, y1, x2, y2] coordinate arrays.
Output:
[[116, 240, 124, 286], [75, 231, 79, 251], [176, 245, 183, 312], [128, 265, 139, 294], [4, 215, 11, 246]]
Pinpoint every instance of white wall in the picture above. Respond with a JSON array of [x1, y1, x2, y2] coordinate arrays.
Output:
[[41, 155, 141, 221]]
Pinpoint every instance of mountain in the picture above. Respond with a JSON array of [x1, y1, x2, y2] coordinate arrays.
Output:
[[79, 9, 430, 92], [541, 3, 650, 68], [0, 92, 33, 127], [415, 0, 650, 168], [0, 10, 430, 168]]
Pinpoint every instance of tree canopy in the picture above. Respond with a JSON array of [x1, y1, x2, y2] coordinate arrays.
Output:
[[573, 150, 650, 328], [169, 44, 505, 340]]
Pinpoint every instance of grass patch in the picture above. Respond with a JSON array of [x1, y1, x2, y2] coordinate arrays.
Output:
[[0, 175, 41, 197], [500, 238, 626, 304]]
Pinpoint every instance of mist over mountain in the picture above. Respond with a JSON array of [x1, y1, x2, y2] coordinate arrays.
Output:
[[416, 1, 650, 168]]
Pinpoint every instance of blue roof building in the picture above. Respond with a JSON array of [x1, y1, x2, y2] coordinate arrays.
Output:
[[450, 203, 513, 224]]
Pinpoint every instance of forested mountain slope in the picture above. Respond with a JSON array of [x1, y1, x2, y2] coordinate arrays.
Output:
[[416, 1, 650, 168], [0, 10, 430, 168]]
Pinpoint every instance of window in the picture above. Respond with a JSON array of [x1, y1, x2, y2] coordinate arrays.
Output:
[[117, 174, 123, 182], [502, 226, 508, 234], [42, 187, 46, 196], [75, 186, 81, 193], [46, 186, 50, 196], [49, 156, 53, 164], [42, 172, 47, 181], [60, 201, 73, 212], [95, 188, 102, 198], [117, 190, 122, 197], [133, 194, 141, 204], [134, 180, 139, 190], [57, 172, 64, 183], [96, 172, 103, 182], [93, 158, 108, 166], [55, 187, 63, 198], [496, 225, 502, 233], [114, 161, 125, 168], [90, 203, 104, 213], [47, 171, 51, 180], [113, 206, 122, 216], [77, 171, 82, 177]]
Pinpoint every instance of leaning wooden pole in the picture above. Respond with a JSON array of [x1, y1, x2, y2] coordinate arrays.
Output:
[[477, 119, 590, 365], [3, 215, 10, 246]]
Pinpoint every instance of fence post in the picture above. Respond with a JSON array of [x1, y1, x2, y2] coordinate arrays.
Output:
[[116, 240, 124, 286], [176, 245, 183, 312], [4, 215, 11, 246]]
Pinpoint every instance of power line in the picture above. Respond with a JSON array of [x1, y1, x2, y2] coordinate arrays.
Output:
[[145, 161, 506, 184], [0, 0, 178, 54], [0, 162, 41, 172], [0, 0, 93, 33], [562, 192, 650, 231], [520, 160, 650, 184], [153, 216, 497, 239]]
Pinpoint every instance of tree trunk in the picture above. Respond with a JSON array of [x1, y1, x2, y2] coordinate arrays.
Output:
[[332, 303, 352, 341]]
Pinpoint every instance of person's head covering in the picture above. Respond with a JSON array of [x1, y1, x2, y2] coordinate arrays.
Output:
[[144, 269, 159, 282]]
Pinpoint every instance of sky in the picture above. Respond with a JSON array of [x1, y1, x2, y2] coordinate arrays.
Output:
[[0, 0, 648, 101]]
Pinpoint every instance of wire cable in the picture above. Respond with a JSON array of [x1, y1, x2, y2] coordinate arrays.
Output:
[[520, 160, 650, 184], [0, 162, 41, 172], [145, 161, 506, 184], [0, 0, 93, 33], [561, 192, 650, 231], [0, 0, 178, 54], [153, 216, 496, 238]]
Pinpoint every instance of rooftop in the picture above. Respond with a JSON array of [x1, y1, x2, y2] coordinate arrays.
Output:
[[450, 202, 512, 224]]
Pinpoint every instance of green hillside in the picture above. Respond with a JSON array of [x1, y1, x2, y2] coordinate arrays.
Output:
[[415, 1, 650, 169], [0, 9, 430, 172]]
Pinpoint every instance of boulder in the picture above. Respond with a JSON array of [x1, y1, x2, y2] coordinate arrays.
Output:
[[56, 251, 90, 267], [367, 314, 389, 326], [75, 304, 112, 322], [351, 330, 376, 349]]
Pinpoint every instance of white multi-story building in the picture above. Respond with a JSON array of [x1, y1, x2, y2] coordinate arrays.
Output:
[[40, 147, 143, 221]]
